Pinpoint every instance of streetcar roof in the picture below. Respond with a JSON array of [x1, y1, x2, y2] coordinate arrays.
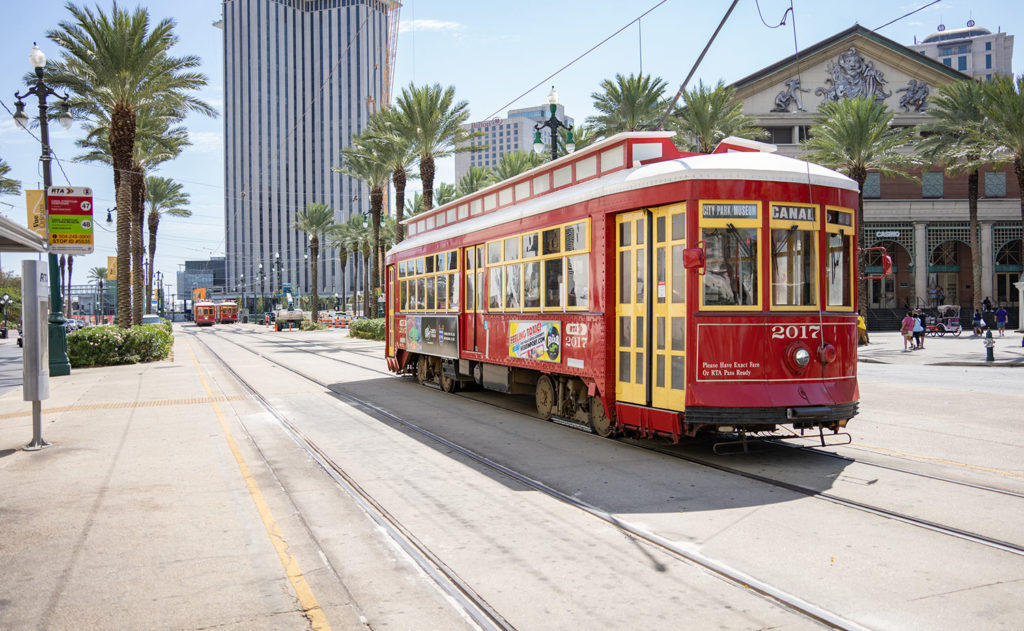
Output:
[[389, 147, 857, 257]]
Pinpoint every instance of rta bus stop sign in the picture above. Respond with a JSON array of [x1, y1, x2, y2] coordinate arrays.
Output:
[[47, 185, 94, 255], [22, 259, 51, 450]]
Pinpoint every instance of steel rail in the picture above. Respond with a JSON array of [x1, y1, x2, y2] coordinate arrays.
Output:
[[188, 330, 516, 631], [196, 326, 869, 631]]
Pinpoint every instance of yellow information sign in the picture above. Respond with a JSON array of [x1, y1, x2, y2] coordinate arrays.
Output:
[[107, 256, 117, 281], [25, 189, 46, 238]]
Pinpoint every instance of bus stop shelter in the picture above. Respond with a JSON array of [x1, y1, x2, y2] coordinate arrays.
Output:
[[0, 215, 48, 253]]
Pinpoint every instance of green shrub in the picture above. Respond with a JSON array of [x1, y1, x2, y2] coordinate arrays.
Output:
[[67, 324, 174, 368], [349, 317, 385, 340], [300, 320, 327, 331]]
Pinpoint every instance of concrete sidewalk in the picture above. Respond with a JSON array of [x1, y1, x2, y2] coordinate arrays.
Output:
[[858, 328, 1024, 366], [0, 331, 353, 630]]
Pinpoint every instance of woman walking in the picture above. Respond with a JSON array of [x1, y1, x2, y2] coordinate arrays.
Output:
[[901, 311, 917, 351]]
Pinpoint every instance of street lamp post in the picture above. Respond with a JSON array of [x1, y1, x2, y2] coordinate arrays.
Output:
[[13, 43, 74, 376], [155, 270, 164, 318], [238, 273, 245, 317], [532, 86, 575, 162], [257, 262, 265, 313]]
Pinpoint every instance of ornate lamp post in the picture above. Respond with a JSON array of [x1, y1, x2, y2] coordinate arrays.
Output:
[[13, 43, 74, 376], [532, 86, 575, 162], [238, 272, 245, 316], [257, 262, 265, 312]]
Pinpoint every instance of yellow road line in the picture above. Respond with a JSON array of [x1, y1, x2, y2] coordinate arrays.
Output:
[[185, 339, 330, 631], [852, 442, 1024, 479], [0, 395, 245, 420]]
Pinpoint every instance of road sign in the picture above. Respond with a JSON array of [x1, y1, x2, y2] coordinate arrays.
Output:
[[47, 186, 94, 255]]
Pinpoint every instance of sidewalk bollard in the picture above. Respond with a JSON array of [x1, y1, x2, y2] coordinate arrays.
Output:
[[984, 329, 995, 363]]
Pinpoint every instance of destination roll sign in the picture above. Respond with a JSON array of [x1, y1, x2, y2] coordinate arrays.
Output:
[[702, 202, 758, 219], [771, 204, 816, 222]]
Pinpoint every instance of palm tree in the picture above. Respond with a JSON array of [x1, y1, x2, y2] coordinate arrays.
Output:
[[804, 97, 918, 309], [559, 123, 599, 154], [917, 80, 995, 313], [457, 165, 492, 197], [335, 143, 390, 317], [0, 159, 20, 195], [145, 176, 191, 313], [670, 79, 765, 153], [393, 83, 482, 211], [47, 3, 214, 327], [489, 151, 545, 183], [981, 74, 1024, 232], [435, 182, 458, 206], [325, 221, 354, 314], [365, 109, 418, 242], [587, 73, 669, 137], [292, 202, 335, 323], [404, 191, 425, 218], [88, 266, 107, 322]]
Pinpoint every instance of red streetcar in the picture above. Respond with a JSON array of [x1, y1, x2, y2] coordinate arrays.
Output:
[[194, 301, 217, 327], [384, 132, 864, 443], [216, 301, 238, 324]]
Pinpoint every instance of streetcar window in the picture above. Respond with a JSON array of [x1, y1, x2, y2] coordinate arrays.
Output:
[[636, 217, 645, 245], [504, 237, 520, 261], [772, 227, 816, 307], [671, 356, 685, 390], [426, 277, 436, 310], [477, 270, 485, 312], [426, 256, 435, 274], [436, 275, 447, 310], [489, 267, 503, 309], [656, 215, 666, 243], [656, 247, 666, 304], [524, 261, 541, 309], [703, 227, 758, 306], [635, 248, 645, 303], [827, 232, 853, 308], [672, 212, 685, 240], [400, 281, 408, 311], [505, 264, 522, 310], [523, 233, 539, 258], [477, 245, 485, 268], [416, 258, 425, 275], [619, 316, 631, 347], [399, 261, 407, 277], [542, 228, 561, 255], [566, 254, 588, 308], [488, 241, 502, 264], [656, 316, 665, 350], [620, 221, 632, 247], [466, 269, 476, 313], [449, 273, 459, 310], [671, 245, 685, 303], [672, 316, 685, 351], [416, 278, 426, 309], [436, 254, 446, 272], [565, 222, 586, 251], [544, 259, 563, 308], [448, 251, 458, 270], [619, 251, 632, 304]]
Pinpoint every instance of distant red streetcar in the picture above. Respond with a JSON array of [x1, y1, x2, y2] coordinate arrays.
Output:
[[216, 301, 238, 324], [194, 301, 217, 327], [384, 132, 863, 443]]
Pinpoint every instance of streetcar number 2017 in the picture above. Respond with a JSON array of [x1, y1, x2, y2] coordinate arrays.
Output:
[[770, 325, 820, 339]]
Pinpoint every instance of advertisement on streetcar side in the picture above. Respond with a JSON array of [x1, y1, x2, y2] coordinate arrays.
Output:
[[508, 321, 561, 363], [405, 315, 459, 359]]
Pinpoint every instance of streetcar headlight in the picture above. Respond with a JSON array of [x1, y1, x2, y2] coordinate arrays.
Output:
[[793, 347, 811, 368]]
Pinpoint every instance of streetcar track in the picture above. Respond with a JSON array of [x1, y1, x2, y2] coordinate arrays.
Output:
[[226, 326, 1024, 498], [187, 330, 516, 631], [192, 326, 866, 630], [204, 326, 1024, 558]]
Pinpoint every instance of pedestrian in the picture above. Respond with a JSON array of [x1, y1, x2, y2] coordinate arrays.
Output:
[[972, 309, 983, 335], [994, 305, 1008, 336], [937, 287, 946, 306], [900, 311, 916, 351], [983, 296, 993, 312], [913, 310, 926, 349], [857, 311, 869, 346]]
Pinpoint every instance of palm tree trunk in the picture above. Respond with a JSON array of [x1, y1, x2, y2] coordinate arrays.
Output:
[[968, 168, 982, 313], [370, 186, 383, 318], [110, 106, 136, 328], [420, 154, 436, 211], [393, 168, 407, 242], [363, 254, 370, 316], [853, 170, 869, 313], [147, 211, 159, 316], [311, 238, 320, 323], [131, 168, 146, 325]]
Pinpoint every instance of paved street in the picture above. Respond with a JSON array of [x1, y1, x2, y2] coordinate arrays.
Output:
[[0, 331, 22, 397], [1, 323, 1022, 630]]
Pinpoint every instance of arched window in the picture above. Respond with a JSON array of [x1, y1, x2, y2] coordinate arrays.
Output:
[[930, 241, 959, 267]]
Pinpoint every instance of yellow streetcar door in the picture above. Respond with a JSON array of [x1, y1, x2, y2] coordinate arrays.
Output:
[[650, 203, 687, 412], [615, 211, 647, 405]]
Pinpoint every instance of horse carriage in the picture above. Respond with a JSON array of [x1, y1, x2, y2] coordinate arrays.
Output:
[[926, 305, 962, 337]]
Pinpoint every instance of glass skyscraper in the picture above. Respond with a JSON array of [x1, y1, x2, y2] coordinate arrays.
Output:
[[222, 0, 389, 300]]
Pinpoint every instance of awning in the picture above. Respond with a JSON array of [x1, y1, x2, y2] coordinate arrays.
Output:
[[0, 215, 48, 252]]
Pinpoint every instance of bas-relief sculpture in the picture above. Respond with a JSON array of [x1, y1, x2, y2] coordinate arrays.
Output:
[[815, 47, 892, 104], [896, 79, 929, 112], [769, 46, 931, 114]]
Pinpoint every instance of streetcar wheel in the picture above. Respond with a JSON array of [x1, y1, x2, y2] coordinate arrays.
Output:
[[416, 356, 429, 386], [535, 375, 555, 420], [589, 395, 615, 438], [440, 369, 458, 393]]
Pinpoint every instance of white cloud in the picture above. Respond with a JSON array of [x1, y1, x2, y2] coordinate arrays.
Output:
[[186, 131, 222, 154], [399, 19, 464, 34]]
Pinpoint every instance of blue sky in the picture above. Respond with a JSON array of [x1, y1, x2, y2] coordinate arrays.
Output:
[[1, 0, 1020, 295]]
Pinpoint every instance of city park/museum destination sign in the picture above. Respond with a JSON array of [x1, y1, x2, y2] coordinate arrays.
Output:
[[47, 186, 94, 255]]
